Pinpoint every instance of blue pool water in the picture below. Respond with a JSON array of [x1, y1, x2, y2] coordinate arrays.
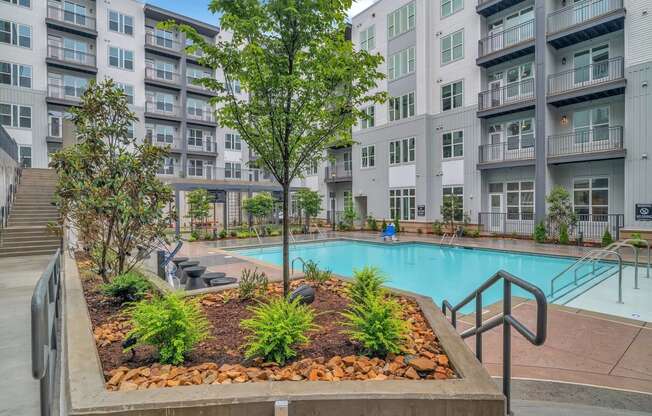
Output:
[[230, 240, 575, 312]]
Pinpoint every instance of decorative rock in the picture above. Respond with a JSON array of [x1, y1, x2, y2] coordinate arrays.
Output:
[[404, 367, 420, 380], [408, 357, 436, 372]]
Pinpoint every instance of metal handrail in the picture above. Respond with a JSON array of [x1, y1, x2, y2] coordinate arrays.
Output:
[[442, 270, 547, 416], [440, 233, 449, 244], [547, 56, 624, 96], [478, 78, 535, 111], [478, 141, 535, 164], [608, 242, 645, 289], [547, 126, 624, 157], [251, 226, 262, 244], [622, 238, 651, 281], [547, 0, 623, 34], [478, 19, 534, 57], [145, 67, 181, 83], [47, 45, 96, 67], [47, 4, 97, 30], [449, 233, 457, 245], [549, 248, 622, 299], [288, 228, 297, 244], [291, 256, 306, 275]]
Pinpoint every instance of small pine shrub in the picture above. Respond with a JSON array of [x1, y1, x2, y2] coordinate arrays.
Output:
[[393, 216, 401, 233], [101, 272, 151, 303], [559, 223, 570, 245], [241, 297, 318, 364], [125, 294, 210, 365], [219, 229, 227, 239], [533, 221, 547, 243], [303, 260, 332, 286], [469, 228, 480, 238], [230, 230, 237, 237], [348, 266, 386, 305], [381, 219, 387, 232], [432, 220, 443, 235], [366, 216, 378, 231], [238, 268, 269, 300], [601, 229, 613, 247], [190, 229, 200, 241]]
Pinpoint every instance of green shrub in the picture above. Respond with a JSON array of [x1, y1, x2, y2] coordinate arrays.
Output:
[[219, 229, 227, 239], [125, 294, 211, 365], [381, 219, 387, 232], [241, 297, 318, 364], [236, 230, 252, 238], [230, 230, 237, 237], [468, 228, 480, 238], [630, 232, 647, 248], [432, 220, 443, 235], [101, 271, 151, 303], [238, 268, 269, 300], [601, 229, 613, 247], [366, 216, 378, 231], [190, 229, 200, 241], [533, 221, 546, 243], [303, 260, 332, 286], [559, 223, 569, 245], [348, 266, 386, 305], [393, 215, 401, 233]]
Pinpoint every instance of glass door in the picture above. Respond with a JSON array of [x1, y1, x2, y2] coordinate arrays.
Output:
[[489, 193, 503, 232], [488, 124, 503, 162], [489, 79, 502, 107], [488, 20, 503, 53]]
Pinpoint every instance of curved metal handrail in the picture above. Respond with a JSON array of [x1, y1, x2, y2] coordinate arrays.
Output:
[[291, 256, 306, 275], [607, 242, 642, 288], [550, 248, 611, 296], [622, 238, 651, 284]]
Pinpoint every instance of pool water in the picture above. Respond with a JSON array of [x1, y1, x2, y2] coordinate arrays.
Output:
[[231, 240, 575, 312]]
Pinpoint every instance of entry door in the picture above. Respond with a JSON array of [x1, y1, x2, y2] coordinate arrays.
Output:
[[489, 79, 502, 107], [488, 21, 503, 53], [489, 194, 503, 232], [329, 195, 336, 223], [489, 126, 503, 162]]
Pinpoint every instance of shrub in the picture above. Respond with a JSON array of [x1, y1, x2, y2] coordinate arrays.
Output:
[[381, 219, 387, 232], [432, 220, 443, 235], [366, 216, 378, 231], [533, 221, 546, 243], [303, 260, 332, 286], [630, 232, 648, 248], [468, 228, 480, 238], [241, 297, 318, 364], [348, 266, 386, 305], [101, 271, 151, 303], [559, 223, 570, 245], [238, 268, 269, 300], [219, 229, 227, 239], [190, 229, 200, 241], [393, 215, 401, 233], [125, 294, 210, 365], [230, 230, 237, 237], [601, 229, 613, 247]]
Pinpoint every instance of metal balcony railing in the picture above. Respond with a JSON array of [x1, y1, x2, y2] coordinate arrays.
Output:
[[47, 45, 96, 67], [478, 20, 534, 57], [145, 32, 182, 51], [47, 4, 96, 30], [479, 142, 535, 164], [157, 163, 181, 177], [478, 212, 536, 236], [145, 67, 181, 84], [187, 139, 218, 153], [145, 101, 180, 117], [185, 166, 276, 183], [186, 109, 216, 123], [324, 163, 352, 182], [47, 83, 85, 102], [547, 56, 624, 96], [148, 135, 182, 150], [547, 0, 623, 34], [547, 126, 623, 158], [478, 78, 535, 111]]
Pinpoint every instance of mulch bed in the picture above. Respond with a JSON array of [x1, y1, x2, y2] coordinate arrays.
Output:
[[77, 254, 457, 392]]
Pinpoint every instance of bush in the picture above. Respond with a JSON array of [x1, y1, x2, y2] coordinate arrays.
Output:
[[393, 216, 401, 233], [190, 229, 200, 241], [348, 266, 386, 305], [303, 260, 332, 286], [381, 219, 387, 232], [601, 229, 613, 247], [468, 228, 480, 238], [125, 294, 210, 365], [432, 220, 443, 235], [533, 221, 546, 243], [219, 229, 227, 239], [241, 297, 318, 364], [366, 216, 378, 231], [238, 268, 269, 300], [230, 230, 237, 237], [630, 232, 648, 248], [101, 271, 151, 303], [559, 223, 569, 245]]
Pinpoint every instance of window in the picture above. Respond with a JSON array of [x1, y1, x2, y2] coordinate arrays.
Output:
[[187, 67, 211, 85], [0, 20, 31, 48], [305, 161, 318, 175], [506, 118, 534, 150], [48, 111, 63, 138], [389, 188, 415, 220], [574, 178, 608, 219], [442, 130, 463, 158], [188, 128, 204, 147], [126, 122, 134, 139], [360, 106, 374, 129], [442, 186, 464, 222], [225, 162, 242, 179], [116, 83, 134, 104], [147, 125, 174, 144], [441, 0, 463, 17], [573, 106, 610, 143], [387, 2, 416, 39], [154, 29, 174, 48], [360, 25, 375, 51], [388, 92, 415, 121], [187, 98, 207, 118], [2, 0, 31, 8], [361, 145, 375, 168], [441, 81, 463, 111], [225, 133, 242, 150], [441, 30, 463, 64], [63, 75, 88, 98], [64, 1, 86, 26], [0, 61, 31, 88], [0, 103, 31, 128], [158, 157, 176, 175], [108, 10, 134, 35], [187, 159, 204, 177], [19, 145, 31, 168], [154, 61, 175, 80], [108, 46, 133, 70], [227, 79, 241, 94], [388, 47, 415, 81], [389, 137, 415, 165], [506, 181, 534, 220], [343, 191, 353, 211], [154, 93, 174, 112]]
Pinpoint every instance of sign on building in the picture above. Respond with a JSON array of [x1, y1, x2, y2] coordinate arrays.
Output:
[[635, 204, 652, 221]]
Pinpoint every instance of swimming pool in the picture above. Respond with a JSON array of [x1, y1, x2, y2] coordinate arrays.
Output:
[[230, 240, 576, 311]]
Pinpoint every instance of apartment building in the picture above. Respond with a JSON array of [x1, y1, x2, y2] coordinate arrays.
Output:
[[350, 0, 652, 238]]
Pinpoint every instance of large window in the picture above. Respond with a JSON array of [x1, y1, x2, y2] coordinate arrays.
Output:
[[2, 0, 31, 8], [361, 145, 375, 168], [574, 177, 608, 218], [225, 162, 242, 179], [441, 30, 463, 65], [387, 2, 415, 39], [388, 92, 415, 121], [360, 25, 375, 51], [48, 111, 63, 138], [360, 106, 374, 129], [506, 181, 534, 220], [154, 93, 174, 112], [187, 159, 204, 177], [64, 1, 87, 26], [0, 19, 31, 48], [158, 157, 176, 175], [19, 145, 31, 168], [441, 81, 463, 111], [62, 75, 88, 98], [0, 61, 31, 88], [108, 46, 134, 70], [389, 137, 415, 165], [187, 98, 207, 118], [573, 106, 609, 143], [442, 186, 464, 221], [188, 128, 204, 148], [442, 130, 463, 158], [441, 0, 463, 17], [116, 83, 134, 104], [388, 47, 415, 81], [389, 188, 415, 220], [344, 191, 353, 211], [108, 10, 134, 35], [506, 118, 534, 150], [147, 124, 174, 144], [0, 103, 31, 128], [225, 133, 241, 150]]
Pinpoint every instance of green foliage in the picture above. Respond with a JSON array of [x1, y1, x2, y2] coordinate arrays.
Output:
[[546, 185, 577, 239], [629, 232, 648, 248], [238, 268, 269, 300], [366, 216, 378, 231], [559, 223, 570, 245], [101, 272, 151, 303], [441, 195, 461, 232], [601, 229, 614, 247], [295, 189, 322, 230], [241, 297, 318, 364], [342, 205, 358, 230], [381, 219, 387, 232], [187, 189, 211, 230], [125, 294, 211, 365], [468, 228, 480, 238], [242, 192, 275, 224], [303, 260, 332, 286], [533, 221, 547, 243], [348, 266, 387, 305], [393, 215, 401, 233], [219, 229, 227, 239], [189, 229, 200, 241]]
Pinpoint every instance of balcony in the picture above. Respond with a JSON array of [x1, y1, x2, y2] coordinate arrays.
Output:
[[147, 135, 183, 152], [145, 67, 181, 89], [46, 84, 84, 107], [46, 45, 97, 74], [476, 0, 528, 17], [144, 101, 182, 121], [477, 20, 534, 67], [187, 139, 218, 155], [184, 166, 277, 185], [157, 163, 181, 178], [547, 57, 625, 106], [477, 78, 535, 118], [186, 109, 217, 126], [145, 32, 183, 58], [46, 4, 97, 37], [324, 163, 352, 183], [477, 142, 535, 169], [186, 76, 218, 97], [547, 0, 625, 49], [547, 126, 625, 164]]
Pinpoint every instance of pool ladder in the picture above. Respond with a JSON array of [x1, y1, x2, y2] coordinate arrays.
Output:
[[439, 233, 456, 246], [291, 256, 306, 275]]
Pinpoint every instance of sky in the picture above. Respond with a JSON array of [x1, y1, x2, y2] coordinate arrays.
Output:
[[146, 0, 377, 26]]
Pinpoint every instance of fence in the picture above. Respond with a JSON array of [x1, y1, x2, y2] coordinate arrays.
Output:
[[478, 142, 535, 164], [478, 20, 534, 57], [47, 45, 96, 67], [145, 67, 181, 83], [547, 56, 624, 96], [324, 163, 352, 182], [547, 126, 623, 157], [478, 78, 534, 111], [547, 0, 623, 34], [47, 4, 96, 30]]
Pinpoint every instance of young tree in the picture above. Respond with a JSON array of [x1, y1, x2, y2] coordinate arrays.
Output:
[[51, 79, 173, 281], [295, 189, 322, 232], [441, 195, 461, 233], [186, 188, 211, 233], [546, 185, 577, 241], [242, 192, 276, 226], [165, 0, 386, 295]]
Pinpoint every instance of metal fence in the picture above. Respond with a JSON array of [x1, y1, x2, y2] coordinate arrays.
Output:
[[145, 101, 181, 117], [547, 126, 623, 157], [145, 67, 181, 83], [478, 212, 536, 236], [145, 32, 182, 51], [547, 0, 623, 34], [547, 56, 624, 96], [478, 78, 534, 111], [47, 45, 96, 67], [478, 142, 535, 164], [47, 4, 96, 30], [31, 249, 62, 416], [478, 20, 534, 57], [324, 163, 352, 182]]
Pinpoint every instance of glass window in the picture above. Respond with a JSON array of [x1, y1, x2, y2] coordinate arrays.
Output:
[[225, 162, 242, 179], [0, 103, 30, 128], [0, 20, 30, 48], [360, 25, 375, 51], [360, 106, 374, 129], [388, 47, 415, 81], [441, 0, 463, 17], [361, 145, 375, 168], [225, 133, 242, 150], [387, 2, 415, 39], [442, 81, 463, 111], [2, 0, 31, 8], [389, 138, 415, 165], [442, 130, 463, 158], [574, 177, 608, 219], [506, 181, 534, 220], [388, 92, 415, 121], [108, 46, 134, 70], [443, 186, 464, 221], [188, 128, 204, 147], [19, 145, 31, 168], [109, 10, 134, 35], [49, 111, 62, 137], [115, 83, 134, 104], [441, 30, 463, 64], [389, 188, 415, 220], [0, 62, 31, 88], [187, 159, 204, 177]]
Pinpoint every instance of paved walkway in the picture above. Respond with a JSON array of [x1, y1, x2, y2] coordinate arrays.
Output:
[[0, 255, 52, 416]]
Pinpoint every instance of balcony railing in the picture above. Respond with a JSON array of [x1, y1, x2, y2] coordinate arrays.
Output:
[[47, 45, 96, 67], [325, 163, 352, 182], [47, 83, 85, 102], [547, 56, 624, 96], [185, 166, 276, 183], [148, 135, 182, 150], [478, 20, 534, 57], [479, 142, 535, 164], [145, 32, 182, 52], [187, 140, 218, 153], [478, 78, 535, 112], [47, 4, 96, 31], [478, 212, 535, 236], [145, 101, 180, 117], [145, 67, 180, 84], [547, 126, 623, 158], [157, 163, 181, 177], [547, 0, 623, 34], [186, 109, 216, 123]]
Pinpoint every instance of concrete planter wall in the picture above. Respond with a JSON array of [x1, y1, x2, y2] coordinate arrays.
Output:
[[63, 247, 505, 416]]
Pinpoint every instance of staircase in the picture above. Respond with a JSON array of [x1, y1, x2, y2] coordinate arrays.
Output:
[[0, 168, 60, 257]]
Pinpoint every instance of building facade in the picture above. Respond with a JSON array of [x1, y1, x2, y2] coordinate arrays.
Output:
[[350, 0, 652, 238]]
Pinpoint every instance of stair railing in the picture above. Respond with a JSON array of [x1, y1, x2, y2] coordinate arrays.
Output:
[[442, 270, 547, 416]]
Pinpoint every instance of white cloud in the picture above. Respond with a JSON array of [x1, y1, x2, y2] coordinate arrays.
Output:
[[348, 0, 378, 18]]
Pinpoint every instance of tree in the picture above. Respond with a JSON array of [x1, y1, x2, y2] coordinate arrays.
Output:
[[186, 189, 211, 232], [441, 195, 461, 233], [546, 185, 577, 241], [242, 192, 276, 226], [342, 205, 358, 231], [295, 189, 322, 232], [50, 79, 173, 281], [164, 0, 386, 295]]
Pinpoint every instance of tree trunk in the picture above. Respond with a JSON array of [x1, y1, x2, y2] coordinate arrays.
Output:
[[282, 183, 290, 296]]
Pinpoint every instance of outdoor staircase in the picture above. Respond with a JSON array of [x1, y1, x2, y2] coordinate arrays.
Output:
[[0, 168, 60, 257]]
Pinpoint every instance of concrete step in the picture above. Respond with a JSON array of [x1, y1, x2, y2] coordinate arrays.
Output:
[[10, 212, 59, 219], [2, 234, 60, 243], [0, 247, 58, 258], [3, 229, 55, 237], [7, 220, 55, 227], [1, 239, 61, 249], [0, 243, 59, 255]]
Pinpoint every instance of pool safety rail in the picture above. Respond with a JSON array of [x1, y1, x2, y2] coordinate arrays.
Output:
[[442, 270, 547, 416], [31, 249, 62, 416]]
